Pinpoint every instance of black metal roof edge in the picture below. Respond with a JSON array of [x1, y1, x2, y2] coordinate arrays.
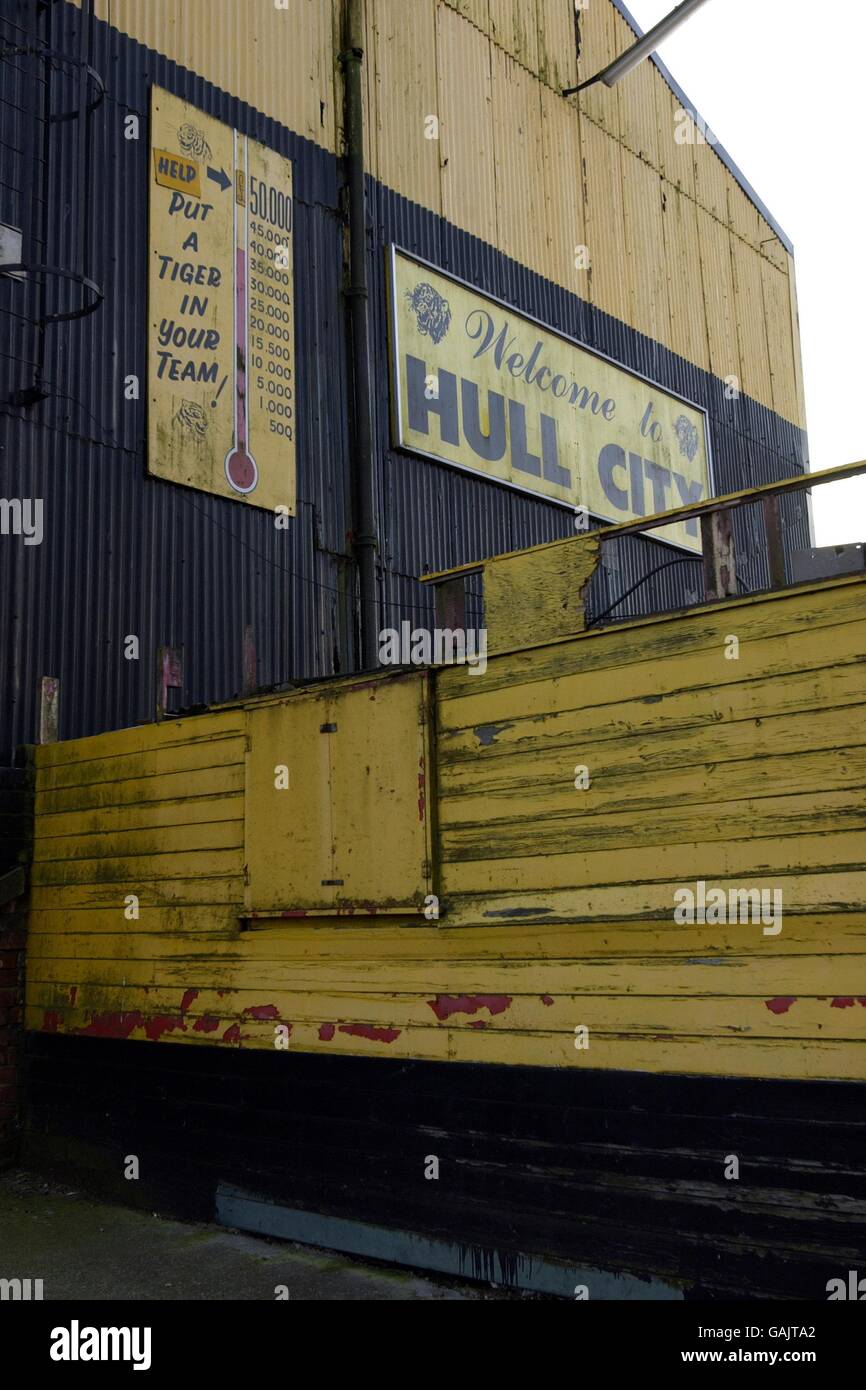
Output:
[[609, 0, 794, 256]]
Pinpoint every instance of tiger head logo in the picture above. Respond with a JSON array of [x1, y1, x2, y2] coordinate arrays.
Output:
[[674, 415, 699, 463], [405, 282, 451, 345], [177, 123, 212, 165], [175, 400, 208, 438]]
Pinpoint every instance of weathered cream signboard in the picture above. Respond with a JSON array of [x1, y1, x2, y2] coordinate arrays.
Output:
[[388, 248, 712, 552], [148, 87, 296, 513]]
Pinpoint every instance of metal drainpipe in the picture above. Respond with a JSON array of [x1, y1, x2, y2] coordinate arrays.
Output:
[[342, 0, 379, 671]]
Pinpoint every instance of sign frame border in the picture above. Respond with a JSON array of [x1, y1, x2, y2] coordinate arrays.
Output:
[[386, 243, 716, 555]]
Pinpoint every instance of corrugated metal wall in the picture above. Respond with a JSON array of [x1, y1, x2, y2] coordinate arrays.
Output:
[[0, 0, 353, 762], [0, 0, 810, 763], [69, 0, 806, 432]]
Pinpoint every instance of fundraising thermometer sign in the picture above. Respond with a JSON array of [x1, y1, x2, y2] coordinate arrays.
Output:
[[388, 248, 712, 552], [147, 87, 296, 512]]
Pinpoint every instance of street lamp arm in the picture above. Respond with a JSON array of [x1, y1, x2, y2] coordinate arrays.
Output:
[[562, 0, 712, 96]]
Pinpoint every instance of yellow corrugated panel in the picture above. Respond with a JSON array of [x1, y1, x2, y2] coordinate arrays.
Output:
[[730, 234, 773, 412], [76, 0, 339, 152], [695, 203, 740, 388], [727, 181, 761, 252], [536, 0, 577, 94], [366, 0, 442, 212], [620, 147, 670, 351], [488, 0, 539, 71], [660, 183, 710, 374], [653, 78, 696, 200], [575, 0, 618, 136], [693, 131, 731, 225], [580, 117, 629, 325], [615, 48, 659, 168], [437, 3, 499, 247], [762, 256, 801, 430], [540, 84, 586, 297], [441, 0, 491, 32], [785, 252, 808, 433], [762, 234, 788, 275], [490, 46, 546, 272]]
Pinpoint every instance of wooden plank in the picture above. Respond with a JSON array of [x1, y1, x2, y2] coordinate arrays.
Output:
[[440, 869, 866, 921], [438, 661, 866, 760], [701, 506, 737, 599], [34, 793, 245, 841], [24, 965, 866, 1018], [438, 606, 866, 725], [32, 818, 244, 864], [763, 493, 787, 588], [25, 912, 866, 956], [442, 790, 866, 860], [35, 736, 247, 793], [35, 764, 245, 817], [23, 1002, 866, 1080], [25, 981, 866, 1041]]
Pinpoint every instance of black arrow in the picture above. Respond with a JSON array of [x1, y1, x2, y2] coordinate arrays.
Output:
[[207, 166, 231, 193]]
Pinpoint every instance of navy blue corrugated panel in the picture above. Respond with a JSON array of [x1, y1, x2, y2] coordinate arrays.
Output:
[[0, 2, 351, 761], [380, 453, 516, 578], [379, 568, 436, 636], [0, 2, 47, 396], [507, 490, 575, 548], [585, 530, 703, 627]]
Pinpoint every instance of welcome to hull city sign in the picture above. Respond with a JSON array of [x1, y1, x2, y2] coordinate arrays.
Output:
[[387, 247, 713, 554]]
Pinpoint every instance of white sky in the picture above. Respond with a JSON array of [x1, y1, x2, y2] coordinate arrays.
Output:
[[629, 0, 865, 545]]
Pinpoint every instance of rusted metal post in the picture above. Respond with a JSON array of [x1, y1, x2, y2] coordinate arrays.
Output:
[[156, 645, 183, 721], [243, 624, 257, 696], [700, 508, 737, 600], [37, 676, 59, 743], [433, 576, 467, 633], [762, 493, 787, 588]]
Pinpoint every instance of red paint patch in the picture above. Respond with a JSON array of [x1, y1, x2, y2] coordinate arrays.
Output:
[[242, 1004, 280, 1020], [418, 757, 426, 822], [179, 989, 199, 1012], [337, 1023, 401, 1044], [318, 1023, 336, 1041], [540, 995, 554, 1006], [217, 990, 231, 998], [43, 1010, 61, 1033], [222, 1023, 241, 1043], [765, 997, 796, 1015], [144, 1014, 186, 1042], [280, 909, 307, 918], [468, 1020, 487, 1029], [76, 1010, 145, 1039], [427, 994, 512, 1022], [831, 997, 855, 1009], [193, 1016, 220, 1033]]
